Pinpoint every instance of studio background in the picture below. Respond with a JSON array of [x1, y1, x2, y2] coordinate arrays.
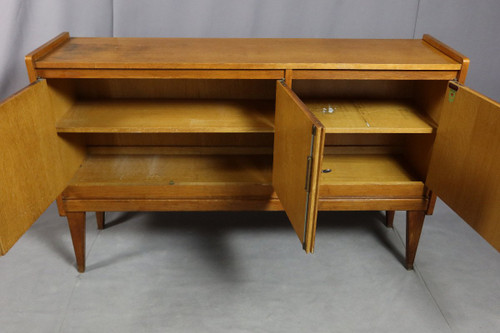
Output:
[[1, 0, 499, 101], [0, 1, 499, 332]]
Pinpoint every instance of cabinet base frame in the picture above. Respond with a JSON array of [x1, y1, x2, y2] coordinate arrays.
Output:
[[63, 197, 427, 272]]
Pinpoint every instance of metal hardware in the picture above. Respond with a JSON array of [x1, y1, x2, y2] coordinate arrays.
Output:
[[302, 125, 317, 248], [448, 81, 459, 103], [322, 105, 336, 113], [322, 169, 332, 173], [304, 156, 313, 191]]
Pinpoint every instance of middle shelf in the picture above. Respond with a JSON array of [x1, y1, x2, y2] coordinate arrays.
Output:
[[56, 98, 435, 134], [304, 99, 435, 133], [57, 99, 275, 133]]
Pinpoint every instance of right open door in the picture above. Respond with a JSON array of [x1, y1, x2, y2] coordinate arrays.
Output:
[[273, 81, 325, 253], [427, 81, 500, 251]]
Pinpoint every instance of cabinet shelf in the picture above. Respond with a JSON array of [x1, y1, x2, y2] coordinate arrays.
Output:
[[63, 151, 274, 199], [57, 99, 275, 133], [319, 154, 425, 197], [304, 99, 435, 134]]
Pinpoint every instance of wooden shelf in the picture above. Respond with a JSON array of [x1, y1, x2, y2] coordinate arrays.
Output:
[[57, 99, 275, 133], [319, 154, 425, 197], [304, 99, 435, 134], [63, 151, 274, 199]]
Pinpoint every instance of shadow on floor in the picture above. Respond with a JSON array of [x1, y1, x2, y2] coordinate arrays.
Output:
[[38, 210, 406, 274]]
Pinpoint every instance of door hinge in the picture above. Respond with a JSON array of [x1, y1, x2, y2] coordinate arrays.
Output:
[[449, 81, 459, 91], [448, 80, 459, 103], [304, 125, 317, 192], [304, 155, 313, 192], [302, 125, 317, 248]]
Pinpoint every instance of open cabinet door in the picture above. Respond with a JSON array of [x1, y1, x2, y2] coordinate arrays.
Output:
[[427, 82, 500, 251], [273, 81, 325, 253], [0, 80, 84, 255]]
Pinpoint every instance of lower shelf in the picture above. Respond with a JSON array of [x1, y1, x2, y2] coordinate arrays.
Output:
[[63, 150, 426, 205], [319, 154, 425, 197], [64, 152, 274, 199]]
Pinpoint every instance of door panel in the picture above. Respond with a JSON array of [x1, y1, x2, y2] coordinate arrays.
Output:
[[273, 81, 325, 253], [427, 82, 500, 251], [0, 80, 84, 254]]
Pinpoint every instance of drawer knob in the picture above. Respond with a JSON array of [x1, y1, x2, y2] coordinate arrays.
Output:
[[322, 169, 332, 173]]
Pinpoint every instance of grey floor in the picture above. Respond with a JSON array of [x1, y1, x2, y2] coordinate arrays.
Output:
[[1, 200, 499, 333]]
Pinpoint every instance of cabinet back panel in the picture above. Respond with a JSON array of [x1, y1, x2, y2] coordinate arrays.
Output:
[[46, 79, 76, 120], [70, 79, 276, 100], [403, 134, 436, 181], [82, 133, 274, 147], [325, 133, 404, 146], [293, 80, 416, 99], [413, 81, 448, 125], [324, 134, 435, 182]]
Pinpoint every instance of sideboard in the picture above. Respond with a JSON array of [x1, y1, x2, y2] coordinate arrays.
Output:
[[0, 33, 498, 272]]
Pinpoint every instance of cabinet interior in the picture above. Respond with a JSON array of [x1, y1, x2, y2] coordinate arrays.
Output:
[[49, 78, 276, 198], [293, 79, 446, 198], [48, 78, 447, 199]]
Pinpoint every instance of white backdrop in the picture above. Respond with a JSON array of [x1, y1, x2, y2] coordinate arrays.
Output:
[[1, 0, 499, 100]]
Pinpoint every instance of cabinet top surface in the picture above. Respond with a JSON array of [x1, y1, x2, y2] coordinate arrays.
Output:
[[35, 37, 461, 70]]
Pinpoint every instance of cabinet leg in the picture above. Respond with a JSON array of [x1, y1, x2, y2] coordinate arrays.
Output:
[[385, 210, 395, 228], [406, 210, 425, 270], [426, 191, 438, 215], [96, 212, 105, 230], [56, 194, 66, 217], [67, 212, 86, 273]]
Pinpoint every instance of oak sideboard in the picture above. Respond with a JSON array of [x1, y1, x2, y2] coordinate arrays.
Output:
[[1, 33, 498, 272]]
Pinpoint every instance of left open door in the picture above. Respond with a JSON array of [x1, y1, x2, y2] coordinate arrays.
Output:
[[0, 80, 84, 254]]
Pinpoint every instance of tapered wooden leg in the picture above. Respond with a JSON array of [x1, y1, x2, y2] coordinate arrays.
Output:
[[96, 212, 105, 230], [386, 210, 395, 228], [406, 210, 425, 270], [67, 212, 86, 273]]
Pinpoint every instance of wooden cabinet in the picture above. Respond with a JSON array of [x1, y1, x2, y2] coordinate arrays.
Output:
[[1, 32, 498, 272]]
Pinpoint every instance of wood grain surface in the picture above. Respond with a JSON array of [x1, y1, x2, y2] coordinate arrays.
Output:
[[0, 80, 83, 254], [427, 83, 500, 251], [273, 81, 324, 252], [36, 38, 461, 70], [305, 99, 435, 133], [57, 99, 274, 133]]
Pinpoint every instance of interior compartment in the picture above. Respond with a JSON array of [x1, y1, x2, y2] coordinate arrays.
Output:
[[291, 80, 448, 198], [56, 99, 275, 133], [48, 78, 277, 199], [63, 146, 274, 200], [49, 78, 448, 200], [318, 146, 425, 198], [51, 78, 277, 135]]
